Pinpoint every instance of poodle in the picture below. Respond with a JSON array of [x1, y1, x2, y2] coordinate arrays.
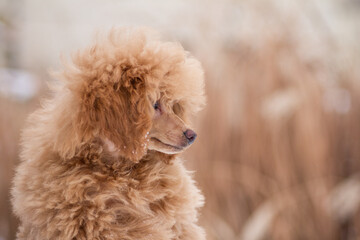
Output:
[[11, 28, 206, 240]]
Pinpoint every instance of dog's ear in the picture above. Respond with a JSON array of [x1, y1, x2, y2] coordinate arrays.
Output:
[[77, 68, 152, 162]]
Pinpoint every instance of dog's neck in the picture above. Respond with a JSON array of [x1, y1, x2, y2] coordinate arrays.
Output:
[[102, 138, 121, 158], [102, 137, 176, 164], [66, 138, 177, 177]]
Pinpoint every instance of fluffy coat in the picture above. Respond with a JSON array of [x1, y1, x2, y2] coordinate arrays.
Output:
[[11, 28, 206, 240]]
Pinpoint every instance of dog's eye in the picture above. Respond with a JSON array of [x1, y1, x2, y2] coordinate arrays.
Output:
[[153, 101, 160, 111]]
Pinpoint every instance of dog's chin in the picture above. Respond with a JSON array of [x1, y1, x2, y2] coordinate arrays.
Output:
[[148, 138, 186, 155]]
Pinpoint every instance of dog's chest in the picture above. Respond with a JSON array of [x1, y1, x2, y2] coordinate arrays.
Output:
[[92, 159, 187, 224]]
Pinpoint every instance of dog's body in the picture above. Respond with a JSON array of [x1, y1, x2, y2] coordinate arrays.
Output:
[[12, 28, 206, 240]]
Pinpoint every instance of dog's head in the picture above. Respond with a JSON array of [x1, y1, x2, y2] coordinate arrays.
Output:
[[56, 28, 205, 162]]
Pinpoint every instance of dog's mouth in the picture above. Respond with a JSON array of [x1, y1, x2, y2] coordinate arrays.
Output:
[[150, 137, 184, 153]]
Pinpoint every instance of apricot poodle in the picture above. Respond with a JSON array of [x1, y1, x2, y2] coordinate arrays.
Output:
[[12, 28, 206, 240]]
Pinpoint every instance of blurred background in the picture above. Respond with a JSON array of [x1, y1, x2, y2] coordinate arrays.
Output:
[[1, 0, 360, 239]]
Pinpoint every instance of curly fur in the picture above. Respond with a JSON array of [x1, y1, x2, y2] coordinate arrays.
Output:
[[11, 28, 206, 240]]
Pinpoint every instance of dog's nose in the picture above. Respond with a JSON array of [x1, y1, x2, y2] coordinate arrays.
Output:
[[184, 129, 197, 144]]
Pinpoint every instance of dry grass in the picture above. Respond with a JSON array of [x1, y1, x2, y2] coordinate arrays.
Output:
[[1, 0, 360, 239], [0, 98, 39, 240], [185, 2, 360, 239], [189, 40, 360, 239]]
